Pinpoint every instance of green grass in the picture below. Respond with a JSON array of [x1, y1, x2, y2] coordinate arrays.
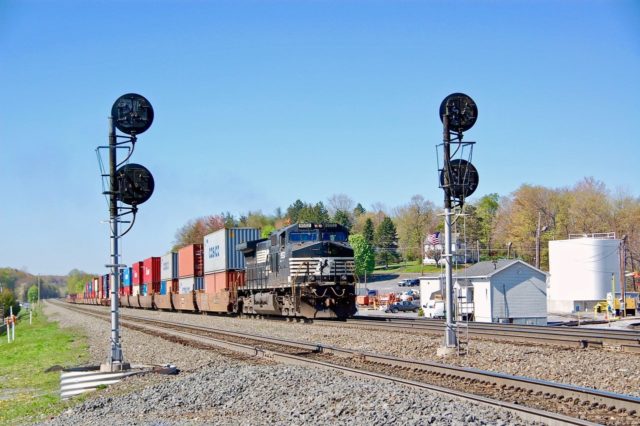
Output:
[[372, 260, 468, 274], [0, 305, 89, 425]]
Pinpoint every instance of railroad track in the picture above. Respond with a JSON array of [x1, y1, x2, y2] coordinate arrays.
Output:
[[53, 301, 640, 425], [317, 316, 640, 353]]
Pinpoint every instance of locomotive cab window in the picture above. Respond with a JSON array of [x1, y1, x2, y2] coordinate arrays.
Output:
[[289, 231, 318, 242], [321, 232, 347, 242]]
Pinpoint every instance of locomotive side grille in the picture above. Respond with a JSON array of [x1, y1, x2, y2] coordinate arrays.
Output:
[[289, 257, 355, 277], [256, 249, 268, 264]]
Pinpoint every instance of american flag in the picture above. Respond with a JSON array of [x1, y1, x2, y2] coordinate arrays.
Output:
[[427, 232, 440, 245]]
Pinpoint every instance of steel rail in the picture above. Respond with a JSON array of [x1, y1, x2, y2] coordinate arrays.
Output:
[[53, 301, 640, 425], [318, 316, 640, 352]]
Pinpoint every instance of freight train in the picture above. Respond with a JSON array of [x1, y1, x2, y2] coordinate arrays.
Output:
[[68, 223, 358, 320]]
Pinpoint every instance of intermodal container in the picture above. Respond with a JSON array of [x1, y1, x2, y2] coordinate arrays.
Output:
[[132, 261, 143, 285], [161, 252, 179, 281], [204, 228, 261, 273], [103, 274, 110, 296], [204, 270, 245, 294], [143, 257, 161, 290], [160, 280, 167, 295], [122, 267, 132, 286], [93, 277, 99, 293], [178, 276, 203, 294], [178, 244, 204, 278], [132, 284, 140, 296], [140, 284, 148, 296]]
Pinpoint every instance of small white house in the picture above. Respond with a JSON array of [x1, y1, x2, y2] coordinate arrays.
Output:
[[454, 259, 548, 325]]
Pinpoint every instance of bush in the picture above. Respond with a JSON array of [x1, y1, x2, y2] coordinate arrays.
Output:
[[0, 288, 20, 317]]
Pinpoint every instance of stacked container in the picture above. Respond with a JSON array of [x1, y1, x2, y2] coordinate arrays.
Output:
[[142, 257, 161, 294], [199, 228, 260, 313], [103, 274, 110, 297], [160, 252, 179, 295], [178, 244, 204, 293], [173, 244, 203, 311], [93, 277, 99, 299], [131, 261, 143, 296], [121, 267, 132, 296]]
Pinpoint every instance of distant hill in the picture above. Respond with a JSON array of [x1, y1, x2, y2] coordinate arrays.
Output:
[[0, 267, 68, 301]]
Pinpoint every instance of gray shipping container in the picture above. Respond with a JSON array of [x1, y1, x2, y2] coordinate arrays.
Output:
[[161, 252, 179, 281], [178, 276, 203, 294], [204, 227, 261, 273]]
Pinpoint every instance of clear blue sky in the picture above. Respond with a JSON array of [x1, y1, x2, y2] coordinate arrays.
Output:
[[1, 0, 638, 276]]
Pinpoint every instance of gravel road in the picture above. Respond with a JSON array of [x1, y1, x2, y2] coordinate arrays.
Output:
[[41, 301, 538, 426]]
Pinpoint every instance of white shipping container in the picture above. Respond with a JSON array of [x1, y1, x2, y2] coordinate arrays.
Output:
[[204, 227, 261, 273], [161, 252, 179, 281], [179, 277, 195, 294]]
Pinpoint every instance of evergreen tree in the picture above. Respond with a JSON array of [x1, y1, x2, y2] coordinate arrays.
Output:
[[333, 209, 352, 229], [353, 203, 366, 217], [286, 199, 305, 223], [363, 218, 375, 245], [375, 216, 400, 268]]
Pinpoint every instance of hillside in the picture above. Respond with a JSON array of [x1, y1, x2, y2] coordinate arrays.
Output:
[[0, 268, 67, 301]]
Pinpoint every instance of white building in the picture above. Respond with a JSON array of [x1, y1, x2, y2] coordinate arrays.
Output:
[[453, 259, 548, 325], [547, 233, 622, 314]]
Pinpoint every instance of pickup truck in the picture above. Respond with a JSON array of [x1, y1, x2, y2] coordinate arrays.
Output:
[[385, 300, 419, 313], [422, 300, 445, 319]]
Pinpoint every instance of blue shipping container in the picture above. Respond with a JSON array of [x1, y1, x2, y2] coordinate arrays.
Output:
[[195, 276, 204, 291], [160, 280, 167, 295], [103, 274, 110, 295], [140, 284, 148, 296], [122, 267, 132, 286]]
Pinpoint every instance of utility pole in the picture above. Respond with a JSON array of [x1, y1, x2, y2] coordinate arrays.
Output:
[[620, 235, 627, 317], [535, 212, 548, 269]]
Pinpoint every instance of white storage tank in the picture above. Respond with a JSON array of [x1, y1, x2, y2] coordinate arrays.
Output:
[[548, 234, 621, 313]]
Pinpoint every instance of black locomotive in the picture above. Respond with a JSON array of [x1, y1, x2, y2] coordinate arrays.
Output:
[[238, 223, 358, 319]]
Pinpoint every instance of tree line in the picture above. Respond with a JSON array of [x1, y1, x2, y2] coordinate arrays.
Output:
[[171, 177, 640, 273]]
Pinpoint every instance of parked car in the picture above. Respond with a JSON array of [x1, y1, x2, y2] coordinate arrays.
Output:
[[422, 300, 445, 319], [385, 300, 419, 313], [398, 278, 419, 287]]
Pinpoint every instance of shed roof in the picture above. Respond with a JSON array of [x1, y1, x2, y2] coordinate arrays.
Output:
[[454, 259, 548, 279]]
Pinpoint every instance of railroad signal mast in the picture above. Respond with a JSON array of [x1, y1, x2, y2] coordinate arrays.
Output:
[[436, 93, 479, 354], [97, 94, 155, 372]]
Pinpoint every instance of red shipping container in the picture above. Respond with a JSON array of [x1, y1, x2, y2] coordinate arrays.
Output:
[[132, 261, 144, 285], [204, 270, 245, 294], [178, 244, 204, 278], [143, 257, 161, 291]]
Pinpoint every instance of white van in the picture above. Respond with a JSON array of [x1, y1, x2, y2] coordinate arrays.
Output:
[[422, 300, 445, 319]]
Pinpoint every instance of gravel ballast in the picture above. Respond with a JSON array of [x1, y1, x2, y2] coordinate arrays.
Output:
[[66, 303, 640, 397], [43, 302, 538, 425]]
